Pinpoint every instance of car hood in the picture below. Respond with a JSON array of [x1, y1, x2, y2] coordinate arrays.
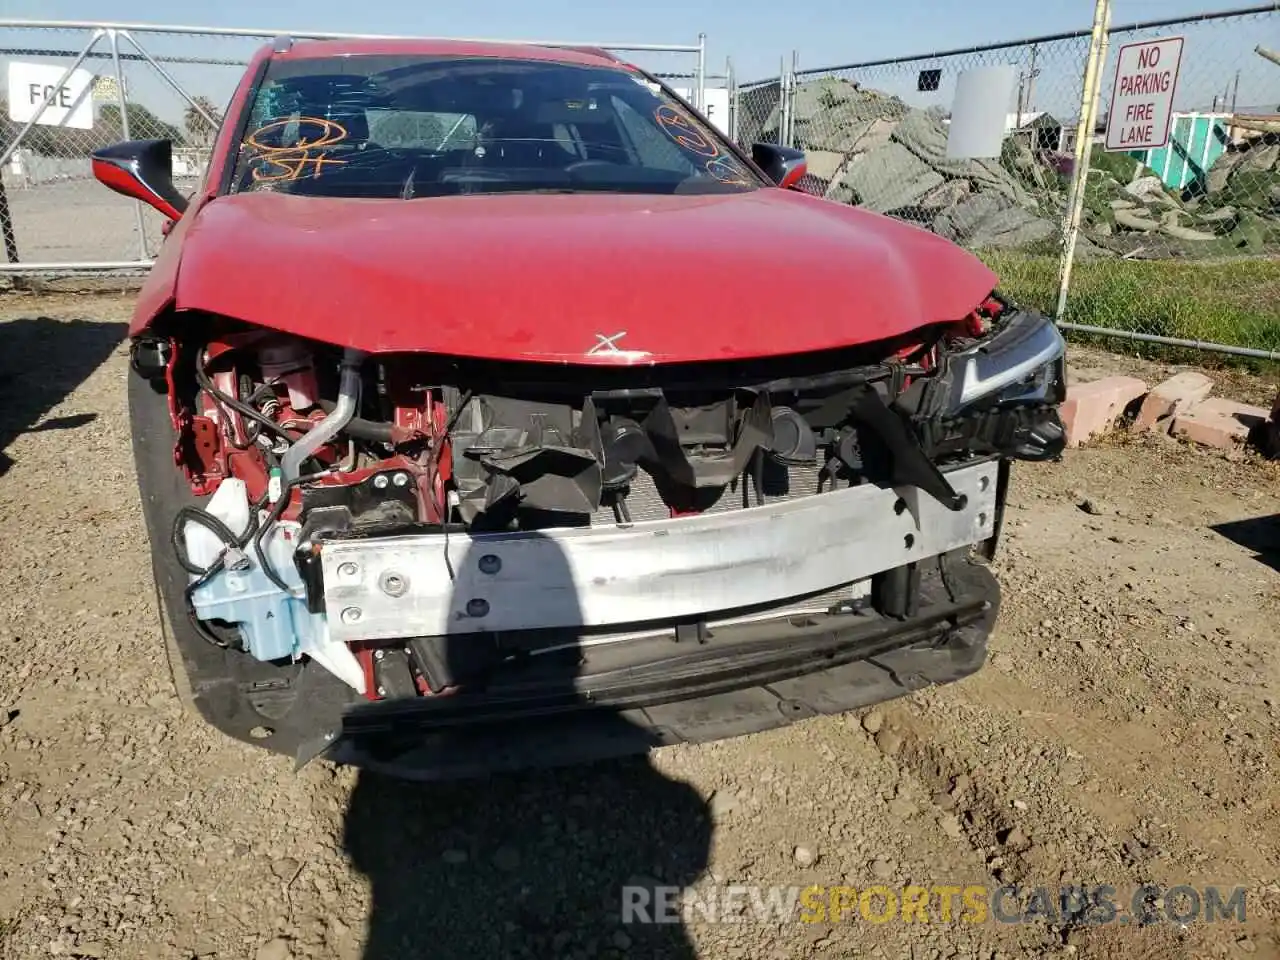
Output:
[[172, 188, 998, 364]]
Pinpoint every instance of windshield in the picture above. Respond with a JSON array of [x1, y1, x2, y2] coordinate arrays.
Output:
[[227, 55, 762, 199]]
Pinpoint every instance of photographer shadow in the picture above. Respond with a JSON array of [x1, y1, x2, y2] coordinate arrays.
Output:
[[340, 528, 712, 959], [0, 315, 124, 477]]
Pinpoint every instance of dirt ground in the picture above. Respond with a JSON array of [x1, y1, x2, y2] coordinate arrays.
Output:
[[1, 291, 1278, 960]]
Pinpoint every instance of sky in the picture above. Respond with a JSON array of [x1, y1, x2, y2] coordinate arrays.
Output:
[[1, 0, 1276, 128], [0, 0, 1261, 81]]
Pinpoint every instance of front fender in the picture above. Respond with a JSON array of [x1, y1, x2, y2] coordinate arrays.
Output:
[[128, 190, 214, 337]]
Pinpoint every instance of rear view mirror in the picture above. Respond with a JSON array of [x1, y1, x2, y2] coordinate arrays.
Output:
[[91, 139, 190, 221], [751, 142, 808, 190]]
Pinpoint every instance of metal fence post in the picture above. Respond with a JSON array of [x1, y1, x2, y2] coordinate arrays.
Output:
[[695, 33, 707, 110], [0, 179, 17, 264], [778, 56, 788, 146], [107, 28, 152, 261], [726, 57, 739, 143], [1055, 0, 1112, 322], [783, 49, 793, 147]]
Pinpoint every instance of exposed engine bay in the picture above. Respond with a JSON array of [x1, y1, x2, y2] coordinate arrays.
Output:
[[136, 296, 1066, 702]]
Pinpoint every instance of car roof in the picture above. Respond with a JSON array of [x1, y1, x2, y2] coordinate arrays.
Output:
[[274, 37, 627, 69]]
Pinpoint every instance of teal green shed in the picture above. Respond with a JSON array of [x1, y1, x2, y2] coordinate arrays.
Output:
[[1127, 112, 1231, 191]]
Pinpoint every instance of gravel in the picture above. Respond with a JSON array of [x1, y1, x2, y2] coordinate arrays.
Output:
[[0, 292, 1278, 959]]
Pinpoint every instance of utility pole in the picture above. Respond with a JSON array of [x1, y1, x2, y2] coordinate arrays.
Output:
[[1026, 43, 1040, 123], [1015, 44, 1041, 127]]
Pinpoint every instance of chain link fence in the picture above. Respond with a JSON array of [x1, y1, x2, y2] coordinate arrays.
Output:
[[733, 4, 1280, 360], [0, 21, 707, 271]]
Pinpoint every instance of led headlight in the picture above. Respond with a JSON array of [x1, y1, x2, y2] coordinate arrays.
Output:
[[948, 310, 1067, 411]]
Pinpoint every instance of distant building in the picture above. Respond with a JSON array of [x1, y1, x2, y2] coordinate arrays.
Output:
[[1006, 111, 1065, 152], [171, 146, 210, 180]]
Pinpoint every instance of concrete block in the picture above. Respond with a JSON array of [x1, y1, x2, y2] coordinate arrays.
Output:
[[1131, 371, 1214, 434], [1170, 397, 1270, 451], [1060, 376, 1149, 447]]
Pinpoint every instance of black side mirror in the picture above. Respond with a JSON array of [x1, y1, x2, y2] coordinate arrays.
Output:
[[751, 142, 808, 190], [91, 139, 190, 221]]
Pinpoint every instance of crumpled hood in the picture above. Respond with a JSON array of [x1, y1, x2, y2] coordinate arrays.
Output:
[[171, 188, 998, 364]]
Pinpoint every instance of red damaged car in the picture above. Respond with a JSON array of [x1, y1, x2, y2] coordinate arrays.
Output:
[[93, 37, 1066, 779]]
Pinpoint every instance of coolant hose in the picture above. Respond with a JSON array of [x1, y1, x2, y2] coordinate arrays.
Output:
[[280, 347, 366, 484], [314, 399, 395, 443]]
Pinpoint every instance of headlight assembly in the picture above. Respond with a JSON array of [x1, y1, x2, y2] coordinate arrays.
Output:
[[948, 310, 1067, 411]]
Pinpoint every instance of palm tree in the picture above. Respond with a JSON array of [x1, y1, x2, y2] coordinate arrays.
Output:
[[183, 96, 222, 147]]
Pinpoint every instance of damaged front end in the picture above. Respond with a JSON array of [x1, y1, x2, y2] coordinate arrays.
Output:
[[135, 295, 1065, 775]]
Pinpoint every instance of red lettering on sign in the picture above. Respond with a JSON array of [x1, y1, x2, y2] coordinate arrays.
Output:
[[1117, 124, 1155, 146], [1137, 45, 1162, 69], [1118, 70, 1172, 98]]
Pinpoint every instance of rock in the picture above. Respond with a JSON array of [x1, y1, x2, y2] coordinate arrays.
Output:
[[710, 789, 740, 818], [932, 194, 1055, 249], [1123, 175, 1167, 200], [1132, 372, 1214, 434], [896, 108, 1028, 203], [843, 142, 944, 214], [1198, 205, 1237, 222], [74, 943, 107, 959], [793, 844, 819, 867], [1060, 376, 1149, 447], [803, 150, 847, 182], [915, 177, 972, 212], [874, 729, 903, 757], [612, 931, 633, 951], [1163, 222, 1217, 241], [870, 858, 894, 879], [1114, 208, 1160, 232], [1171, 397, 1271, 451], [491, 846, 521, 872], [1240, 142, 1280, 173], [256, 938, 294, 960], [861, 710, 884, 734], [271, 857, 300, 880], [939, 814, 964, 840], [887, 797, 916, 818], [1206, 149, 1247, 195], [1002, 827, 1029, 848]]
